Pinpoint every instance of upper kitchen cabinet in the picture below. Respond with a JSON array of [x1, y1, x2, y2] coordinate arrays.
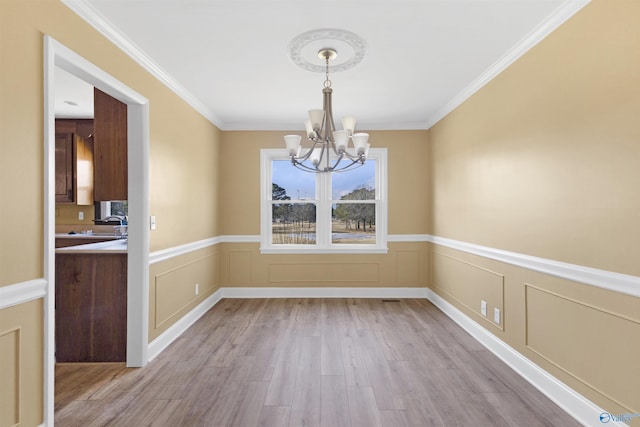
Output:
[[93, 88, 128, 201], [55, 119, 94, 205]]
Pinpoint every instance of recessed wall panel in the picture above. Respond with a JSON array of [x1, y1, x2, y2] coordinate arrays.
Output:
[[230, 251, 252, 285], [525, 284, 640, 412], [431, 251, 504, 328], [268, 262, 379, 283], [154, 254, 218, 328], [396, 250, 420, 284], [0, 328, 20, 426]]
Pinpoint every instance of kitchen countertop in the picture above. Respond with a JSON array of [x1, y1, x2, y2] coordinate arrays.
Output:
[[55, 233, 121, 239], [55, 238, 127, 254]]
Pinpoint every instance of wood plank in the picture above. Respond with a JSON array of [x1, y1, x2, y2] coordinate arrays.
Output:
[[289, 336, 321, 427], [320, 375, 349, 427]]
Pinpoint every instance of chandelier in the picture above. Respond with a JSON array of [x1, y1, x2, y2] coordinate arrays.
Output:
[[283, 48, 370, 173]]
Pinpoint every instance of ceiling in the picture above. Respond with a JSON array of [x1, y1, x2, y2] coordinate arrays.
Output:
[[58, 0, 588, 130]]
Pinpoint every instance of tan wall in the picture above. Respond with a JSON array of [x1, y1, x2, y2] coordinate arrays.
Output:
[[219, 130, 430, 287], [428, 0, 640, 417], [0, 1, 221, 424], [220, 130, 429, 235], [56, 204, 96, 226], [429, 0, 640, 277]]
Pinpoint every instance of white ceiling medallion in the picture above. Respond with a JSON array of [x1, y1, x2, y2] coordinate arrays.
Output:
[[287, 28, 367, 73]]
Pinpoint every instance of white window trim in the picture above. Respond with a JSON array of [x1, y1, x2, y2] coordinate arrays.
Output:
[[260, 148, 388, 254]]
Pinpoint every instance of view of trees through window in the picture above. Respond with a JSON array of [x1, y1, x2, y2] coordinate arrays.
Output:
[[271, 160, 376, 245]]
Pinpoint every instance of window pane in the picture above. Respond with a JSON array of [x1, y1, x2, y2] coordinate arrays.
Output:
[[272, 160, 316, 200], [332, 203, 376, 244], [332, 159, 375, 200], [272, 203, 316, 245]]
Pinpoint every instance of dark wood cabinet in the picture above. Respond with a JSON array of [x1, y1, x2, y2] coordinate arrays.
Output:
[[55, 133, 74, 203], [55, 253, 127, 362], [93, 88, 128, 201], [55, 120, 94, 205]]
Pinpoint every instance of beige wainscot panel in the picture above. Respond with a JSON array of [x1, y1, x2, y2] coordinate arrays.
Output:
[[220, 242, 429, 288], [149, 245, 220, 341], [428, 242, 640, 418], [0, 299, 44, 427], [430, 247, 505, 331], [524, 281, 640, 417]]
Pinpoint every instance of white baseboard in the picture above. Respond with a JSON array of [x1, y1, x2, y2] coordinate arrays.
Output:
[[221, 286, 429, 299], [147, 288, 223, 361], [424, 288, 626, 427]]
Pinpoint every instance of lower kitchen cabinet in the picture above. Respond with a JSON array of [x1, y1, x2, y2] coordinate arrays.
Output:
[[55, 253, 127, 362]]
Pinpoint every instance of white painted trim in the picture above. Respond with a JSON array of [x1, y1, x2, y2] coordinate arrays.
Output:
[[387, 234, 430, 242], [149, 237, 222, 264], [425, 288, 626, 427], [427, 235, 640, 298], [60, 0, 223, 128], [424, 0, 591, 129], [44, 35, 150, 425], [219, 235, 261, 244], [147, 289, 223, 361], [0, 279, 47, 310], [221, 287, 428, 299]]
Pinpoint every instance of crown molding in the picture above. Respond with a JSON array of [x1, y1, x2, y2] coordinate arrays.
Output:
[[424, 0, 591, 129], [60, 0, 224, 129]]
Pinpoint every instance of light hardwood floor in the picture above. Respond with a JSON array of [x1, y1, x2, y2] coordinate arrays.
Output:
[[55, 298, 579, 426]]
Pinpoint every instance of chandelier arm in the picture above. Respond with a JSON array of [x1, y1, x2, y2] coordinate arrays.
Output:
[[291, 139, 322, 162], [291, 161, 324, 173], [331, 158, 366, 172]]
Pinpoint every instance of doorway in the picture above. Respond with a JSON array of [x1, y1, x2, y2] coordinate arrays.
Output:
[[44, 36, 150, 425]]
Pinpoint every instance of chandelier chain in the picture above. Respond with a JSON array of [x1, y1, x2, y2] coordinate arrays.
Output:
[[323, 54, 332, 88]]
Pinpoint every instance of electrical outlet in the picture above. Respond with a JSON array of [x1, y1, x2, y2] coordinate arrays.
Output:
[[78, 211, 84, 220], [195, 283, 199, 295], [494, 308, 501, 324], [480, 300, 487, 316]]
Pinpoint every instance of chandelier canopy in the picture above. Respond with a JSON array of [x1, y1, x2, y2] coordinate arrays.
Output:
[[284, 47, 370, 173]]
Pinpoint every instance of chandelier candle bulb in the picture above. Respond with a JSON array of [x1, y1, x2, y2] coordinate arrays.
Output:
[[310, 147, 323, 166], [352, 133, 370, 155], [342, 116, 356, 134], [333, 130, 350, 152], [284, 135, 302, 156], [308, 109, 324, 130], [304, 120, 315, 138]]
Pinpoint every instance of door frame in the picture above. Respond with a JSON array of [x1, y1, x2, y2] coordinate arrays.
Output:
[[43, 36, 150, 424]]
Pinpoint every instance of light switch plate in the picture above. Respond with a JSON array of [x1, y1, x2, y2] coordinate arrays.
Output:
[[150, 215, 156, 230], [494, 308, 501, 324], [78, 211, 84, 220], [480, 300, 487, 316]]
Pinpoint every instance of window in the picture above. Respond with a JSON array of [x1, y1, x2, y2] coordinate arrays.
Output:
[[260, 148, 387, 253]]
